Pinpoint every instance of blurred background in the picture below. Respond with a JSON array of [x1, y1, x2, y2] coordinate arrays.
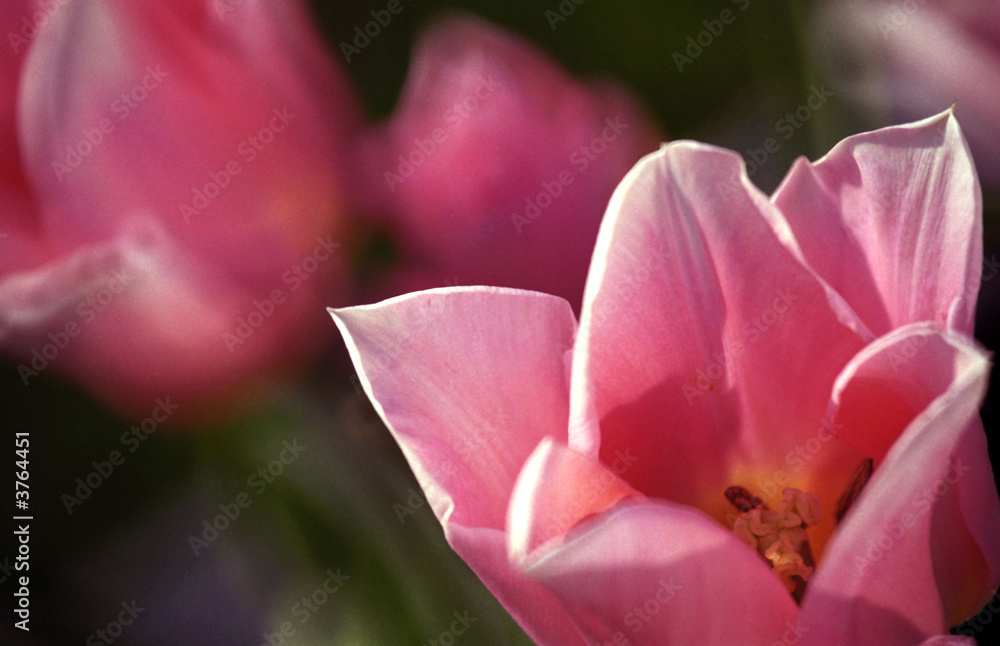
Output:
[[2, 0, 999, 644]]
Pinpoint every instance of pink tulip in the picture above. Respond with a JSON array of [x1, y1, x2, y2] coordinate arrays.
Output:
[[333, 111, 999, 644], [353, 16, 660, 310], [814, 0, 1000, 187], [1, 0, 38, 272], [0, 0, 360, 421]]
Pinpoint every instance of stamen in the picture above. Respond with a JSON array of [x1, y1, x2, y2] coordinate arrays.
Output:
[[727, 487, 821, 603], [724, 485, 768, 512], [835, 458, 873, 523]]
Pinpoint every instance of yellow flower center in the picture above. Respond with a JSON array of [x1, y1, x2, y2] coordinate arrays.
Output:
[[724, 458, 872, 603]]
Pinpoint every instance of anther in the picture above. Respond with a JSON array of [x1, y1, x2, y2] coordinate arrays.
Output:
[[835, 458, 873, 523], [725, 485, 768, 513], [727, 486, 821, 603]]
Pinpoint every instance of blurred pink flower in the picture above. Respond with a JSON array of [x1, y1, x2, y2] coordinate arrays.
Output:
[[353, 16, 660, 310], [333, 111, 999, 645], [0, 0, 360, 422], [1, 0, 34, 237], [814, 0, 1000, 187]]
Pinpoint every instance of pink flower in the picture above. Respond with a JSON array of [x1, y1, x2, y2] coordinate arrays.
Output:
[[0, 0, 360, 421], [1, 0, 35, 251], [332, 111, 999, 645], [353, 16, 660, 309], [813, 0, 1000, 187]]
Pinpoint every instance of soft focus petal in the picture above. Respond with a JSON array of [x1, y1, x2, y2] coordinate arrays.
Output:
[[522, 500, 800, 646], [773, 111, 982, 337], [19, 0, 357, 276], [0, 216, 326, 420], [1, 0, 31, 186], [813, 2, 1000, 187], [3, 0, 359, 418], [331, 288, 586, 644], [0, 0, 44, 273], [800, 330, 999, 645], [356, 15, 660, 309], [569, 142, 865, 521]]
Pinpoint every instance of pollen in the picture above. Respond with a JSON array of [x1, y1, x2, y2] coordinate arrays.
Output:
[[728, 487, 821, 601]]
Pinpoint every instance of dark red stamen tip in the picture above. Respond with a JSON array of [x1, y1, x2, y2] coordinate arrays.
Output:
[[835, 458, 873, 523], [725, 485, 768, 513]]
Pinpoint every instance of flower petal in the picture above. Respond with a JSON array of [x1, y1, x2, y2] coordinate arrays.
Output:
[[5, 0, 359, 418], [799, 330, 999, 644], [0, 1, 42, 272], [331, 288, 577, 530], [447, 526, 586, 646], [569, 142, 865, 517], [772, 111, 982, 337], [354, 15, 660, 308], [508, 438, 643, 563], [813, 2, 1000, 188], [1, 0, 31, 192], [0, 216, 324, 420], [331, 288, 585, 644], [522, 500, 800, 645], [18, 0, 357, 280], [827, 323, 975, 463], [918, 637, 976, 646]]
